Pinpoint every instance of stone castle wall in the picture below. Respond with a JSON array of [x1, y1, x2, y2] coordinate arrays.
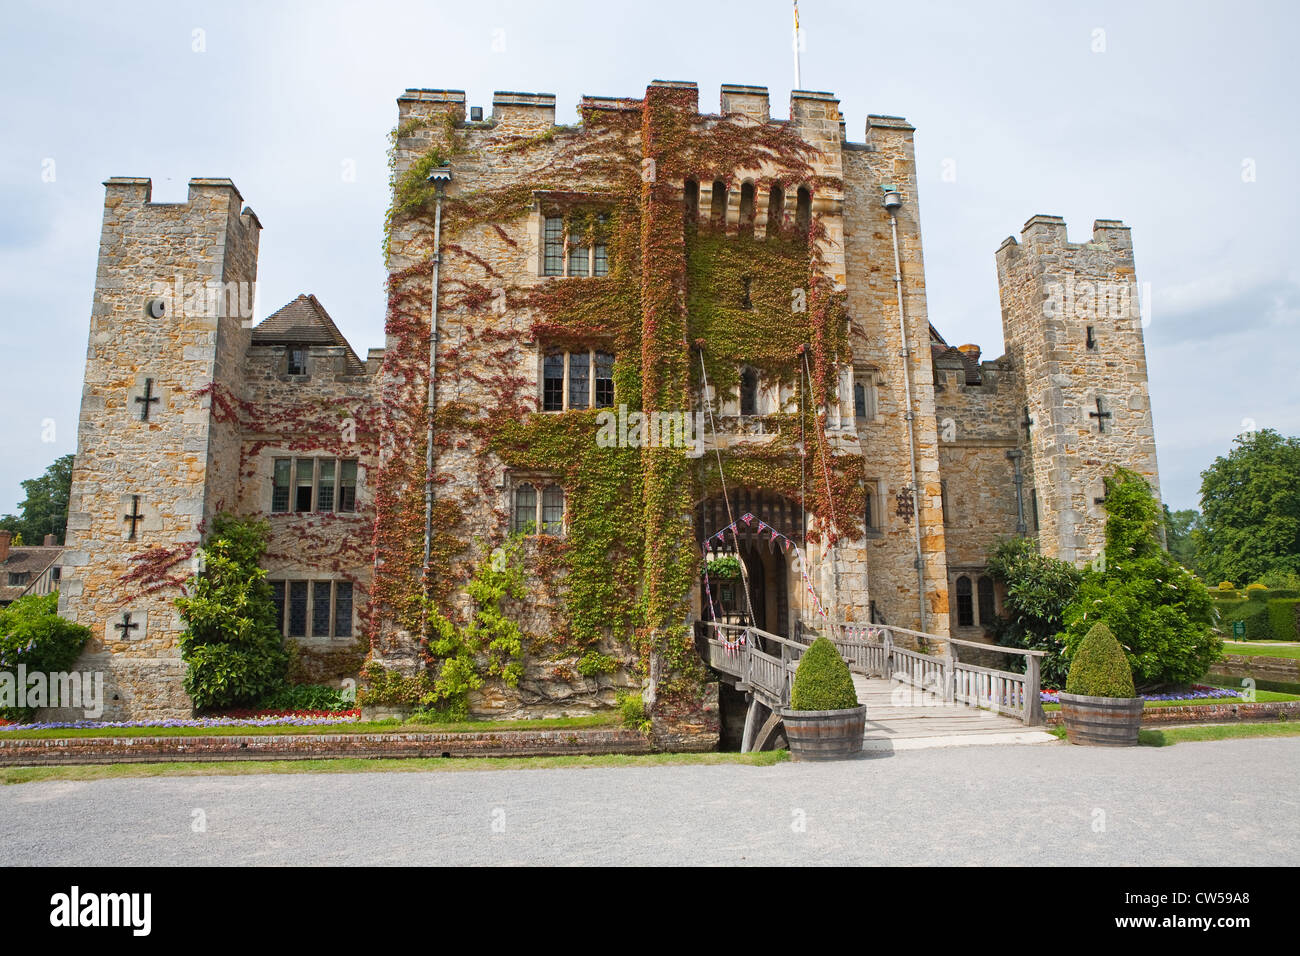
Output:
[[997, 216, 1161, 566], [59, 178, 261, 720], [51, 83, 1164, 724]]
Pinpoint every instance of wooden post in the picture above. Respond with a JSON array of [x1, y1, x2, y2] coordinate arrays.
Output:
[[741, 695, 761, 753], [1025, 654, 1045, 726]]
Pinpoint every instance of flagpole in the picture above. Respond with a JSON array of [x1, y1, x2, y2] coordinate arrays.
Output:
[[793, 1, 802, 89]]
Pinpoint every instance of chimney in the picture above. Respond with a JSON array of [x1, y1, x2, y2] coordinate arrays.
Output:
[[0, 530, 10, 563], [44, 533, 56, 546]]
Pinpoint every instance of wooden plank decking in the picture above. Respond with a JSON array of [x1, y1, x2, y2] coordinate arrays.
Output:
[[853, 675, 1057, 751]]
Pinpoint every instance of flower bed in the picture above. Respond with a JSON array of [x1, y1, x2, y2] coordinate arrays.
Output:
[[0, 709, 361, 733], [1040, 685, 1245, 705]]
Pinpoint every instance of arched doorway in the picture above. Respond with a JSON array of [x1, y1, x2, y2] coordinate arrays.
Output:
[[696, 490, 804, 638]]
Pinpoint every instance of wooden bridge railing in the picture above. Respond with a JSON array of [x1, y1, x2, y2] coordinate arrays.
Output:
[[702, 619, 1046, 726]]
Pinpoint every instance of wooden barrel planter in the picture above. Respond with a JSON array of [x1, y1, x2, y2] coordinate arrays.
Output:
[[782, 705, 867, 761], [1058, 693, 1144, 746]]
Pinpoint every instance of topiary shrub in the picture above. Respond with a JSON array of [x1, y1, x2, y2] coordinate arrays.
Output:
[[1065, 623, 1136, 698], [789, 637, 858, 711]]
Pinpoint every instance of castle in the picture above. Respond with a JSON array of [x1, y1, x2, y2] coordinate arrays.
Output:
[[55, 81, 1161, 732]]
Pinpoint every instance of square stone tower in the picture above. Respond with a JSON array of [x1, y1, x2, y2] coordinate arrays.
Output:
[[59, 177, 261, 719], [996, 215, 1161, 565]]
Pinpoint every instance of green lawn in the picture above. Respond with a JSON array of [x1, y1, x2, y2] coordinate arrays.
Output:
[[1218, 643, 1300, 659], [1139, 723, 1300, 746], [1049, 722, 1300, 746], [1042, 687, 1297, 713], [0, 749, 789, 785], [0, 712, 619, 740]]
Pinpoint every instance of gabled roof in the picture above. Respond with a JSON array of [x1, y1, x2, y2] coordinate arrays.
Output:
[[251, 294, 367, 375], [0, 545, 61, 603]]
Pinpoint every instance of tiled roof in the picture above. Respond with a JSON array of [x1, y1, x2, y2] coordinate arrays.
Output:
[[0, 545, 61, 603], [251, 294, 367, 375]]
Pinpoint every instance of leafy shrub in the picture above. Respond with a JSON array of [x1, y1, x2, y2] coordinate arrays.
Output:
[[1061, 470, 1220, 688], [986, 537, 1081, 686], [617, 691, 651, 733], [357, 660, 436, 708], [175, 514, 287, 711], [705, 555, 743, 579], [1218, 582, 1236, 591], [0, 592, 91, 721], [576, 650, 618, 677], [1065, 623, 1136, 698], [257, 683, 352, 712], [789, 637, 858, 711], [1259, 569, 1300, 591], [1267, 599, 1300, 642], [408, 698, 471, 724]]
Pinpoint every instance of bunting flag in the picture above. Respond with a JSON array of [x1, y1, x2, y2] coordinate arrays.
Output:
[[699, 515, 831, 621]]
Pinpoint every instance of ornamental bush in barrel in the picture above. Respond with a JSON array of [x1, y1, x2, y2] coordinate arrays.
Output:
[[783, 637, 865, 760], [1060, 622, 1143, 746]]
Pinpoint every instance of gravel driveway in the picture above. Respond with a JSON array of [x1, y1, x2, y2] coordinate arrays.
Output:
[[1, 738, 1295, 866]]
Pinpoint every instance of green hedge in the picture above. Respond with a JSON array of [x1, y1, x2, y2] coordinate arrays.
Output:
[[1249, 588, 1300, 602], [1218, 600, 1272, 639], [1216, 598, 1300, 640], [1266, 599, 1300, 641]]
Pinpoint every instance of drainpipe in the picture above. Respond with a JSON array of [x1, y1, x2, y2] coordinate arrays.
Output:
[[422, 166, 453, 600], [883, 185, 927, 632]]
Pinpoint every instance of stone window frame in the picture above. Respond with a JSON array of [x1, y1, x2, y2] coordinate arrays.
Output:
[[271, 456, 360, 514], [952, 569, 998, 629], [539, 213, 609, 279], [286, 344, 310, 377], [508, 474, 567, 537], [862, 478, 883, 537], [853, 367, 879, 425], [955, 575, 974, 627], [269, 577, 355, 640], [538, 348, 615, 412]]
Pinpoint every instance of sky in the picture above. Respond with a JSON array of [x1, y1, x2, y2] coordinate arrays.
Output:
[[1, 0, 1296, 514]]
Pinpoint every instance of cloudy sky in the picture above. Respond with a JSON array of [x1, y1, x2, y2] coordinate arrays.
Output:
[[1, 0, 1296, 514]]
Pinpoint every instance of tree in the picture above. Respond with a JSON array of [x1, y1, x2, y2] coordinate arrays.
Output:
[[986, 537, 1081, 687], [1196, 429, 1300, 586], [1162, 504, 1201, 573], [175, 514, 287, 711], [0, 454, 74, 545], [1061, 469, 1219, 689]]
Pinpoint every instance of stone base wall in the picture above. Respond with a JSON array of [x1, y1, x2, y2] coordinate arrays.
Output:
[[0, 727, 657, 765]]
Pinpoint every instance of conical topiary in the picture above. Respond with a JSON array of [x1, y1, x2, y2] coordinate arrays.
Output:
[[789, 637, 859, 711], [1064, 622, 1136, 698]]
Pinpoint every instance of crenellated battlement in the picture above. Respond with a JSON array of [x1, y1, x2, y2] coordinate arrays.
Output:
[[395, 82, 908, 152], [996, 215, 1134, 269], [102, 176, 261, 236]]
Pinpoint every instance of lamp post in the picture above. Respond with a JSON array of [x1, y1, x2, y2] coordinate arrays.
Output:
[[422, 165, 452, 603], [882, 183, 927, 633]]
